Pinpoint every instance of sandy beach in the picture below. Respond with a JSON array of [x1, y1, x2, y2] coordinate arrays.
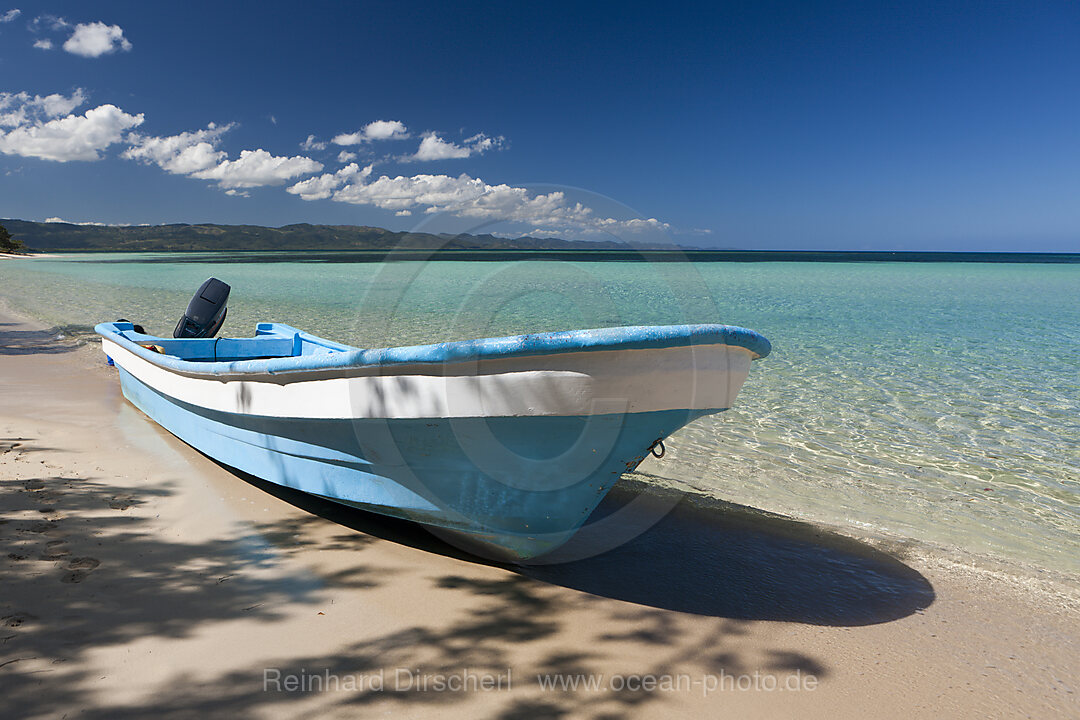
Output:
[[1, 309, 1076, 719]]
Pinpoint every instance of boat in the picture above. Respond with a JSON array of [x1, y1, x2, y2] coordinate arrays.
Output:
[[96, 280, 771, 560]]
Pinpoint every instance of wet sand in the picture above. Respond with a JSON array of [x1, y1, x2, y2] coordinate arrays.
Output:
[[1, 310, 1076, 719]]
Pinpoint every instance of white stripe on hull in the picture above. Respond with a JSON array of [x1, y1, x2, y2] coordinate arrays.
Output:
[[102, 338, 752, 420]]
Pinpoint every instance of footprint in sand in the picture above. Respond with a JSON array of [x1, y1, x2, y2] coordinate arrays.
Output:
[[2, 612, 37, 628], [67, 557, 100, 570], [61, 557, 101, 583], [40, 540, 69, 560], [23, 479, 45, 490], [107, 495, 134, 510]]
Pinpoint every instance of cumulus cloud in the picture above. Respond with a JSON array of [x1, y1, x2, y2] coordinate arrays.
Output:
[[33, 38, 52, 49], [300, 134, 326, 151], [123, 123, 233, 174], [0, 89, 88, 126], [286, 163, 369, 201], [409, 132, 503, 162], [363, 119, 408, 140], [1, 9, 20, 23], [63, 21, 132, 57], [0, 94, 142, 162], [123, 120, 322, 192], [191, 149, 323, 189], [412, 134, 469, 161], [337, 150, 356, 163], [332, 119, 408, 145], [313, 169, 668, 236]]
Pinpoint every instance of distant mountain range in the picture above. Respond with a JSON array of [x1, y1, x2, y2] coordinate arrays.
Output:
[[0, 219, 631, 252], [5, 219, 1076, 263]]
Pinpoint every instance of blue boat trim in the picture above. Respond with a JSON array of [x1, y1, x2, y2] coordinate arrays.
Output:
[[96, 321, 771, 378]]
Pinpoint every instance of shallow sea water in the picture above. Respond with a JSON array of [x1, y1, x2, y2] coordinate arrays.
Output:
[[1, 254, 1077, 575]]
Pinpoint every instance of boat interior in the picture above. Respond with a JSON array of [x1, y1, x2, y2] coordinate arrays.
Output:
[[112, 322, 354, 363], [108, 279, 356, 363]]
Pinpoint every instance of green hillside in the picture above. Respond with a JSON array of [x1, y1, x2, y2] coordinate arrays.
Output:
[[0, 219, 627, 252]]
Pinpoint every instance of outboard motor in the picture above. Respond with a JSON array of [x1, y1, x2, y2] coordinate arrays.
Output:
[[174, 277, 230, 339]]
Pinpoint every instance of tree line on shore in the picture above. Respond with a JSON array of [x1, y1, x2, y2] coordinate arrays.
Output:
[[0, 223, 25, 253]]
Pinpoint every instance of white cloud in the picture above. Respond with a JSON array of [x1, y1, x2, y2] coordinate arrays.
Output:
[[191, 148, 323, 189], [45, 216, 98, 225], [0, 102, 143, 162], [123, 123, 233, 175], [123, 120, 323, 193], [300, 134, 327, 151], [29, 14, 68, 32], [332, 119, 408, 145], [464, 133, 501, 153], [43, 216, 147, 227], [33, 38, 52, 49], [322, 170, 669, 236], [40, 90, 88, 117], [1, 9, 21, 23], [363, 119, 408, 140], [63, 21, 132, 57], [286, 163, 369, 201], [409, 132, 504, 162], [0, 89, 88, 126], [412, 134, 469, 161], [337, 150, 357, 162]]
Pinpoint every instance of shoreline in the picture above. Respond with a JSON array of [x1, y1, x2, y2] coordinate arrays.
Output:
[[3, 248, 1080, 263], [1, 307, 1077, 718]]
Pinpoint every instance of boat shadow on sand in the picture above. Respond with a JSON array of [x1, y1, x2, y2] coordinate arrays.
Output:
[[236, 467, 935, 627]]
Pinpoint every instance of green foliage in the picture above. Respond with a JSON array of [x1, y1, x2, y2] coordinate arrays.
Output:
[[0, 223, 26, 253]]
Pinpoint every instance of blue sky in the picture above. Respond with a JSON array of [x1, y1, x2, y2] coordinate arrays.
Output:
[[1, 1, 1078, 250]]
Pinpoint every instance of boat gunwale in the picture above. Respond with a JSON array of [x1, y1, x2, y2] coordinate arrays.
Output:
[[96, 321, 771, 380]]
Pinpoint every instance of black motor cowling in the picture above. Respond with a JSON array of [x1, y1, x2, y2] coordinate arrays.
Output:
[[174, 277, 230, 339]]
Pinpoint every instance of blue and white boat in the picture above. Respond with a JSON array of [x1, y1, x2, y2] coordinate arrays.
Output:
[[97, 311, 770, 560]]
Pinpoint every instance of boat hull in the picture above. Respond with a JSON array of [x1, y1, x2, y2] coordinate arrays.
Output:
[[116, 365, 719, 558], [99, 322, 770, 560]]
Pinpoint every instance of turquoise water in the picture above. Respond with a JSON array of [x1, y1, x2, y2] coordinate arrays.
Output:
[[1, 254, 1078, 575]]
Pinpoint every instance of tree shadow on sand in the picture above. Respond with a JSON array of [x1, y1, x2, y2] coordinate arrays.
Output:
[[2, 437, 933, 720], [0, 451, 328, 718]]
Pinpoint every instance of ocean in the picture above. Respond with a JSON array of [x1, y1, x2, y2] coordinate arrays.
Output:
[[1, 253, 1077, 576]]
